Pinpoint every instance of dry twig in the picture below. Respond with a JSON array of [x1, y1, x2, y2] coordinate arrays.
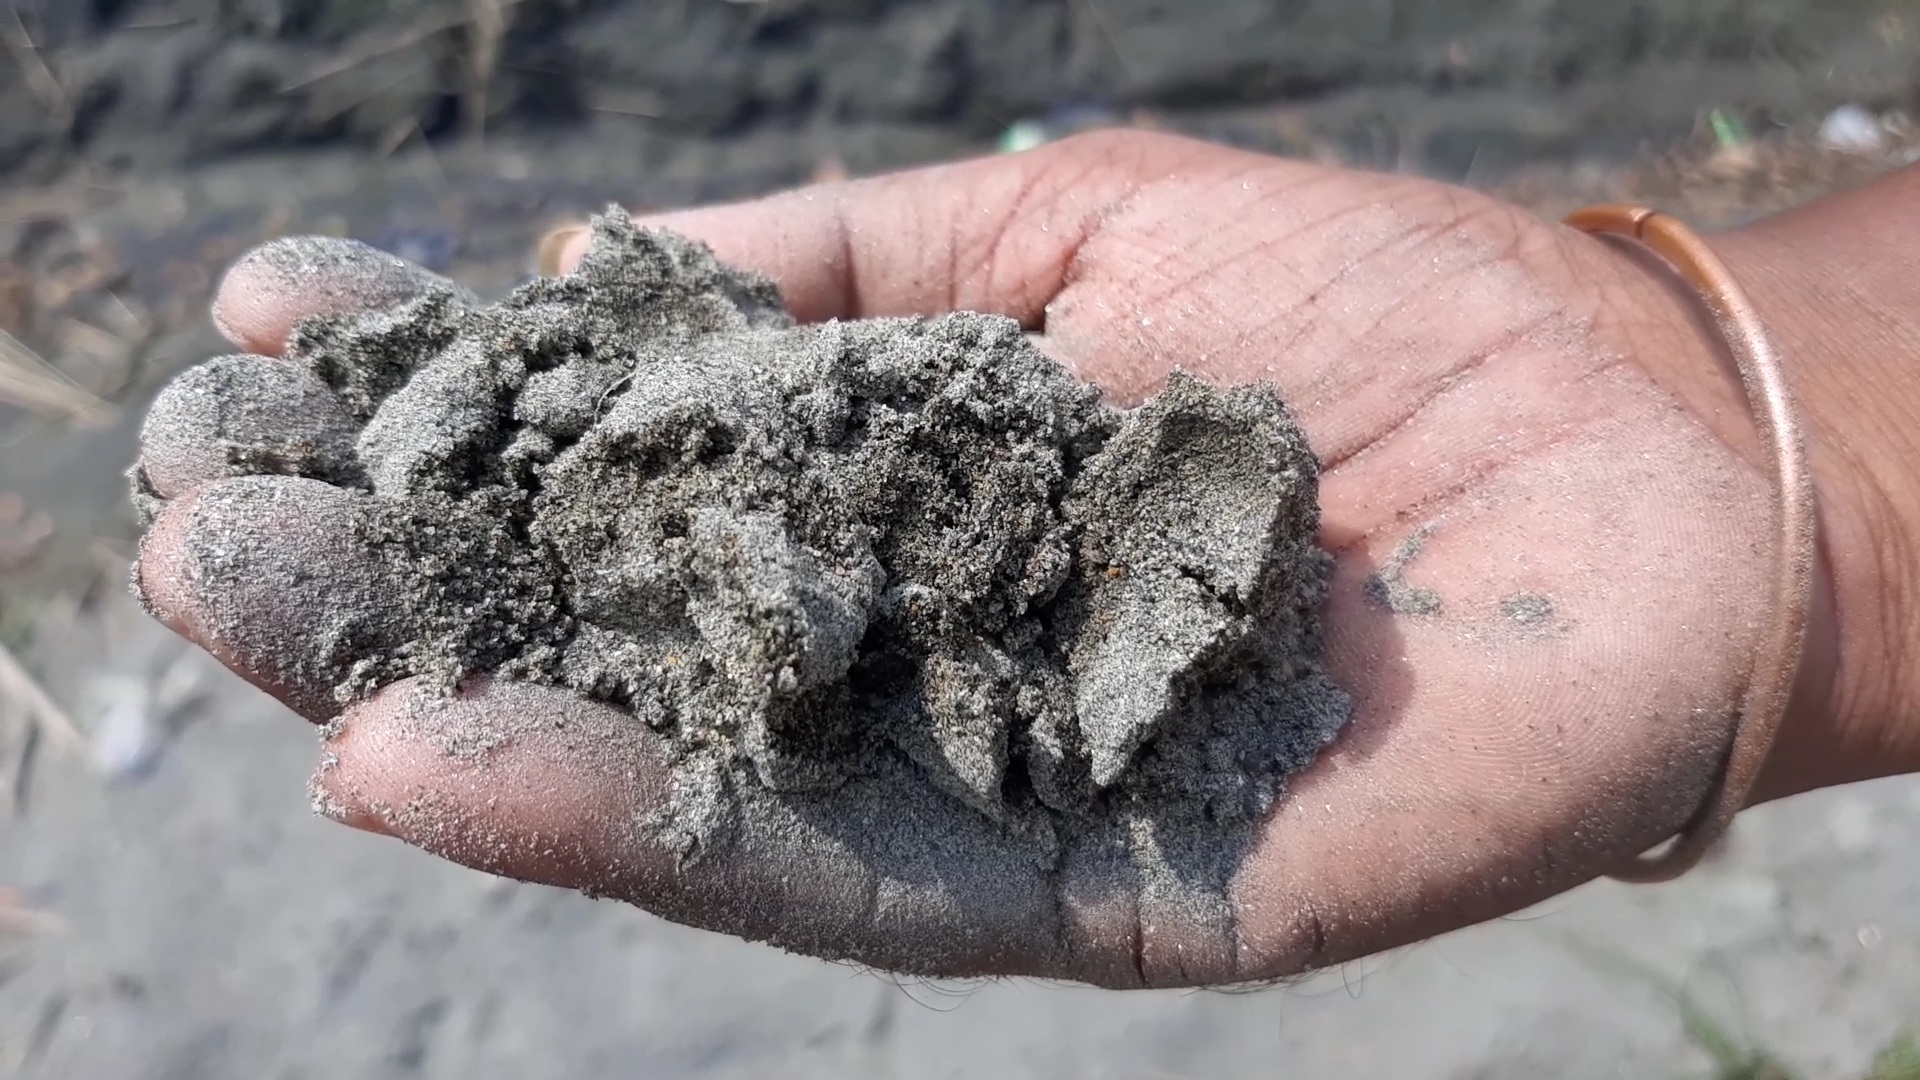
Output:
[[0, 493, 52, 575], [0, 639, 85, 757]]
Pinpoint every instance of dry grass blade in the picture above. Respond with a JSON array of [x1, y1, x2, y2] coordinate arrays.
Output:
[[0, 694, 35, 818], [0, 3, 73, 134], [0, 639, 85, 757], [284, 0, 523, 93], [463, 0, 517, 146], [0, 889, 66, 937], [0, 330, 115, 426], [281, 7, 470, 92], [583, 84, 665, 119], [0, 713, 46, 830]]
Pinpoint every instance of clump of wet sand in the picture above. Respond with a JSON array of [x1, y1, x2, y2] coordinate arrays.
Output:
[[136, 210, 1350, 884]]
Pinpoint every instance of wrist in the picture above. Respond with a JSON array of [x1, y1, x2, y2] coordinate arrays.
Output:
[[1568, 175, 1920, 804], [1711, 196, 1920, 800]]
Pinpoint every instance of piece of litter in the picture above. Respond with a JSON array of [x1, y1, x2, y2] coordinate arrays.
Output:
[[1708, 108, 1750, 149], [86, 656, 206, 781], [998, 120, 1050, 154], [90, 689, 161, 781], [1817, 103, 1886, 153]]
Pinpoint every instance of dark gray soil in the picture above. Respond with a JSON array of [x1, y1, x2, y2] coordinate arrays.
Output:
[[133, 211, 1348, 881], [8, 0, 1918, 185]]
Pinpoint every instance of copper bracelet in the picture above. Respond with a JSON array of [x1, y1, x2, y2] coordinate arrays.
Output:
[[1563, 204, 1818, 883]]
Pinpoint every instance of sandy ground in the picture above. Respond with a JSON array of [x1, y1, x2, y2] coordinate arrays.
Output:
[[7, 591, 1919, 1079], [5, 73, 1920, 1080]]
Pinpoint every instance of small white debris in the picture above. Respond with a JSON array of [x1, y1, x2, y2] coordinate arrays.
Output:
[[1826, 797, 1878, 853], [998, 120, 1050, 154], [86, 655, 205, 782], [90, 678, 160, 781], [493, 151, 532, 181], [1818, 104, 1886, 153], [1703, 873, 1783, 926], [153, 652, 206, 715]]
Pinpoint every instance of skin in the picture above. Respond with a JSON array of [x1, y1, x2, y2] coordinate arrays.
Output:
[[133, 131, 1920, 988]]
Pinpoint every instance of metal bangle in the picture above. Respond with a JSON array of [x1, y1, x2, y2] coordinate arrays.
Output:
[[1564, 204, 1819, 883]]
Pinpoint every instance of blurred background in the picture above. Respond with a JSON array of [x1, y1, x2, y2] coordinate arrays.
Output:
[[4, 2, 1920, 1077]]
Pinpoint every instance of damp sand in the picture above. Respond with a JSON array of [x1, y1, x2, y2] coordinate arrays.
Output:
[[136, 211, 1351, 912]]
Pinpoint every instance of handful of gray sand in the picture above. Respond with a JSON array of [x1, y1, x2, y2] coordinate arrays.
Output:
[[140, 210, 1351, 880]]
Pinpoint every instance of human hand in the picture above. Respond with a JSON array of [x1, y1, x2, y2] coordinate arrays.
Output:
[[133, 131, 1918, 987]]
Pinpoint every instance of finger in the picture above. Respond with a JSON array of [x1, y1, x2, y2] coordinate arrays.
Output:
[[311, 677, 665, 885], [212, 237, 472, 357], [537, 130, 1222, 325], [134, 476, 409, 720], [137, 354, 361, 500], [317, 676, 1113, 981]]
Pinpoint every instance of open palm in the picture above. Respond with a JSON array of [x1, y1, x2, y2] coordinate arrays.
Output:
[[136, 131, 1778, 987]]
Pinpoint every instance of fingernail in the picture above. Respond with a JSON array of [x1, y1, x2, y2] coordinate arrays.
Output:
[[135, 477, 406, 723], [213, 236, 475, 356], [310, 754, 396, 836], [337, 807, 396, 837], [138, 355, 359, 499], [536, 224, 588, 277]]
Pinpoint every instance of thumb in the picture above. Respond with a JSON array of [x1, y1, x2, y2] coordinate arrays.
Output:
[[313, 676, 1084, 979], [535, 130, 1213, 325], [312, 676, 668, 893]]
